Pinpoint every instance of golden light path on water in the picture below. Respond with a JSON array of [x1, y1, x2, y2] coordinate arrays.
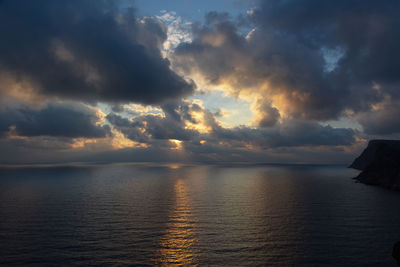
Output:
[[156, 172, 198, 265]]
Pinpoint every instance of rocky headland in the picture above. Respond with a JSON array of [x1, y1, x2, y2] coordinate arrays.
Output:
[[350, 140, 400, 190]]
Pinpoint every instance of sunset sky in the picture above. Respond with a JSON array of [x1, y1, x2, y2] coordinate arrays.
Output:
[[0, 0, 399, 164]]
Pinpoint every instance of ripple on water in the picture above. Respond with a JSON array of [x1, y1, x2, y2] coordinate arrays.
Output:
[[0, 164, 399, 266]]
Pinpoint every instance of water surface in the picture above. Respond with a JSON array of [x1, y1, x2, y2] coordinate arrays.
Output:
[[0, 164, 399, 266]]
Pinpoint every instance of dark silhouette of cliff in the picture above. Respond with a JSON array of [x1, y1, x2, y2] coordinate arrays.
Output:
[[350, 140, 400, 190], [393, 241, 400, 266]]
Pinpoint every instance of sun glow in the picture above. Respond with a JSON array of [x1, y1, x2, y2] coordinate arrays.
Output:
[[183, 99, 212, 133], [184, 112, 211, 133], [111, 129, 149, 149], [169, 139, 183, 150], [70, 138, 99, 149], [168, 164, 182, 169]]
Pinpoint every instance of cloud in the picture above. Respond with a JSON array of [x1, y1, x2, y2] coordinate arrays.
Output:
[[106, 100, 200, 143], [253, 0, 400, 85], [107, 99, 356, 150], [156, 10, 193, 52], [204, 109, 356, 149], [356, 98, 400, 135], [0, 0, 194, 104], [172, 1, 400, 126], [211, 120, 356, 148], [172, 12, 347, 120], [0, 97, 358, 164], [0, 102, 110, 138], [253, 100, 280, 127], [0, 0, 394, 164]]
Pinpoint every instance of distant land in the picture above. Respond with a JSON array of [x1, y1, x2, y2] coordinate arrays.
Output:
[[350, 140, 400, 190]]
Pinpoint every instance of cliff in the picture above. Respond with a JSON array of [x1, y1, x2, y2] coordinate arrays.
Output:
[[350, 140, 400, 190]]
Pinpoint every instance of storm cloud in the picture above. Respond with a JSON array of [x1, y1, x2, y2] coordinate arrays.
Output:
[[173, 0, 400, 127], [356, 99, 400, 135], [0, 102, 110, 138], [0, 0, 397, 164], [0, 0, 194, 104]]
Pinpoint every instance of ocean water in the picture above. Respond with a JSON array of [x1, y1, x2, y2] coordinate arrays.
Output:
[[0, 164, 399, 266]]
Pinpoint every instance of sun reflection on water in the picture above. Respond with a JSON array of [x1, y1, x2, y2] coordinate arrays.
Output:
[[156, 178, 198, 265]]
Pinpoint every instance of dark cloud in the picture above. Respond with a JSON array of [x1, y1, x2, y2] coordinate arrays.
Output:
[[106, 101, 199, 142], [254, 100, 280, 127], [0, 102, 110, 138], [0, 0, 194, 104], [0, 0, 392, 165], [0, 139, 360, 165], [173, 1, 400, 125], [208, 118, 356, 149], [107, 100, 356, 149], [254, 0, 400, 84], [356, 99, 400, 135], [173, 13, 348, 120], [0, 98, 358, 164]]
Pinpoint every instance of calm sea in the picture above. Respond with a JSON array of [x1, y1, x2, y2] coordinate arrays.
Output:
[[0, 164, 399, 266]]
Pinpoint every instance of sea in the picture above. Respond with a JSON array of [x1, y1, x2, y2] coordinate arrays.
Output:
[[0, 163, 399, 266]]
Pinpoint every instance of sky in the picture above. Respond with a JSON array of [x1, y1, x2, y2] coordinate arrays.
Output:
[[0, 0, 399, 165]]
